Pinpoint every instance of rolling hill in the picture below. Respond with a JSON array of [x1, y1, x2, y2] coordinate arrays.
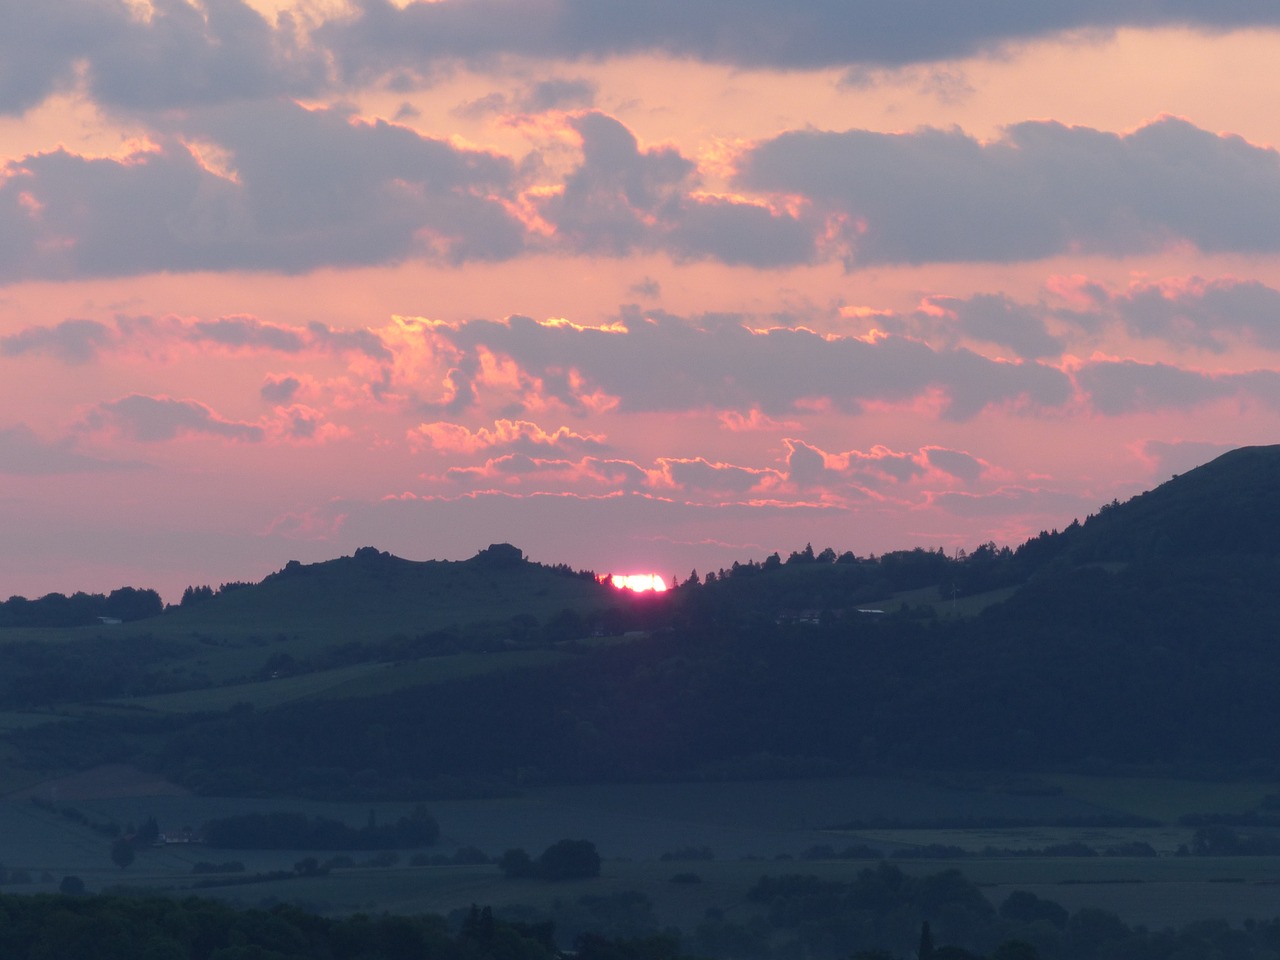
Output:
[[6, 446, 1280, 797]]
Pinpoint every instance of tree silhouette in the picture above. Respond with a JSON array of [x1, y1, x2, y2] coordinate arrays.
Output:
[[110, 838, 135, 869]]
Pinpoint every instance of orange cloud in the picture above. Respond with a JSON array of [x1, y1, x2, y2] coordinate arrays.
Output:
[[408, 418, 607, 454]]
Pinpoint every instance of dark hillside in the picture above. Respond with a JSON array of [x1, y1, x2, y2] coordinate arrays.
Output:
[[167, 544, 611, 639], [1040, 444, 1280, 565], [11, 446, 1280, 795]]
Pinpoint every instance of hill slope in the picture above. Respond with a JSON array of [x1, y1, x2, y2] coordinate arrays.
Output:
[[1058, 444, 1280, 563], [10, 446, 1280, 796], [165, 543, 611, 645]]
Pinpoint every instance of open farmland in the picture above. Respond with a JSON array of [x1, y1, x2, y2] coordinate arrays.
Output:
[[0, 770, 1277, 935]]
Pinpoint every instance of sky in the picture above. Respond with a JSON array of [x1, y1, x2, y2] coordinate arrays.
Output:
[[4, 1, 1280, 601]]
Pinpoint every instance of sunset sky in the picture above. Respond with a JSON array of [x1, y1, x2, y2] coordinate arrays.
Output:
[[4, 1, 1280, 601]]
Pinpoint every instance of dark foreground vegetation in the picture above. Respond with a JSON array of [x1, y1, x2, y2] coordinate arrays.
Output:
[[0, 890, 570, 960], [11, 861, 1280, 960]]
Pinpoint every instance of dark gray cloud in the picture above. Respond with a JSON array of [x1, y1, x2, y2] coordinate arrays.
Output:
[[429, 307, 1073, 420], [664, 195, 816, 268], [86, 0, 327, 109], [80, 394, 265, 441], [0, 0, 324, 116], [0, 312, 393, 362], [318, 0, 1280, 77], [1076, 360, 1280, 414], [453, 76, 597, 118], [261, 375, 302, 404], [0, 1, 119, 114], [785, 439, 828, 487], [920, 294, 1065, 360], [0, 99, 525, 280], [629, 276, 661, 298], [1112, 278, 1280, 352], [923, 447, 985, 482], [520, 76, 597, 112], [10, 103, 1276, 277], [189, 315, 306, 352], [663, 457, 773, 493], [785, 440, 967, 492], [8, 1, 1280, 119], [538, 112, 815, 265], [739, 117, 1280, 268], [540, 112, 695, 255], [829, 275, 1280, 360]]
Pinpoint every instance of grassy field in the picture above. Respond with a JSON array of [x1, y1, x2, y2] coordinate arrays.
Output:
[[1043, 773, 1276, 823], [875, 584, 1019, 618], [82, 649, 573, 716], [0, 771, 1278, 934]]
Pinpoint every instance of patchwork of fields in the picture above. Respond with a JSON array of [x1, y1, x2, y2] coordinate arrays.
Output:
[[2, 769, 1280, 932]]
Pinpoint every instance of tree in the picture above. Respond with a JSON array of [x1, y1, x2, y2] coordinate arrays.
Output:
[[136, 815, 160, 846], [918, 921, 935, 960], [58, 875, 85, 895], [460, 905, 496, 945], [104, 586, 163, 621], [786, 543, 816, 564], [999, 891, 1068, 930], [498, 847, 536, 879], [180, 585, 214, 607], [110, 838, 135, 869], [537, 838, 601, 880]]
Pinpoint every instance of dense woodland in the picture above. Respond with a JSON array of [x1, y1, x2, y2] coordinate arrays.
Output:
[[10, 447, 1280, 796], [6, 864, 1280, 960]]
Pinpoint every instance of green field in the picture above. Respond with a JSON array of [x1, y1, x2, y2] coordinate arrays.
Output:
[[1, 772, 1279, 934], [81, 648, 572, 716]]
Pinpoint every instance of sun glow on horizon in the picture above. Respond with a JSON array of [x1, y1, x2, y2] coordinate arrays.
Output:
[[610, 573, 668, 593]]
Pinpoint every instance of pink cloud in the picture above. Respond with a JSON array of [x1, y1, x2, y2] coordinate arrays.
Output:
[[717, 408, 799, 432], [267, 405, 350, 445], [440, 454, 654, 493], [409, 418, 607, 455], [657, 457, 781, 494], [785, 439, 990, 493]]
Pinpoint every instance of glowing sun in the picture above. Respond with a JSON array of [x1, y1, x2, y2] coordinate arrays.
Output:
[[609, 573, 668, 593]]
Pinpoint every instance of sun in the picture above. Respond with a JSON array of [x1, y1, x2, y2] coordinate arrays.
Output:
[[609, 573, 669, 593]]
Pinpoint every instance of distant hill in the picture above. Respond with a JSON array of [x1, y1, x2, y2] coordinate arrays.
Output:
[[1057, 444, 1280, 563], [164, 543, 610, 642], [12, 445, 1280, 797]]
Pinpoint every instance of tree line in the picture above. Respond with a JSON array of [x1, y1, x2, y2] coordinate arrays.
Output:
[[0, 587, 161, 627]]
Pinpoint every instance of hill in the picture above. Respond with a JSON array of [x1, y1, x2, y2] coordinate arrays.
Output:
[[164, 543, 612, 648], [1059, 444, 1280, 563], [6, 446, 1280, 797]]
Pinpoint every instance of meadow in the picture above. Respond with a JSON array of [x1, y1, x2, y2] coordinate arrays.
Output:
[[2, 770, 1280, 935]]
